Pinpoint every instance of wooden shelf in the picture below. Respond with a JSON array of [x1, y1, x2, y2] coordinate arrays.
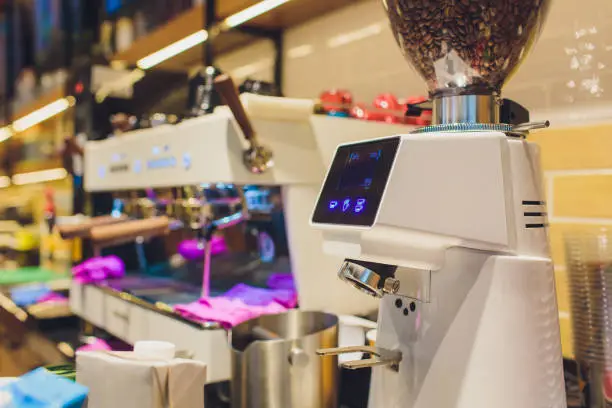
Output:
[[241, 0, 360, 29], [111, 0, 364, 71]]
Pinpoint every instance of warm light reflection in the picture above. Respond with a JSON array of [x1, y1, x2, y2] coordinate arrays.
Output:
[[231, 58, 274, 79], [0, 127, 13, 143], [223, 0, 293, 28], [96, 69, 146, 103], [136, 30, 209, 70], [565, 26, 605, 100], [12, 97, 74, 133], [0, 176, 10, 188], [327, 23, 383, 48], [288, 44, 314, 59], [12, 168, 68, 186]]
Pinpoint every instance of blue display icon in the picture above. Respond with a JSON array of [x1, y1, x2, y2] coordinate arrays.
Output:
[[342, 199, 352, 212], [329, 200, 339, 210], [354, 198, 366, 213], [361, 178, 372, 189], [183, 153, 192, 170]]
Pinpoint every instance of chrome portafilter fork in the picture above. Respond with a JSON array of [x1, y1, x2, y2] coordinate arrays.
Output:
[[316, 259, 403, 372], [316, 346, 402, 372], [337, 260, 401, 298]]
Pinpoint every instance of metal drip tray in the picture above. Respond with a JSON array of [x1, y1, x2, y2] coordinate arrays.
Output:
[[102, 255, 293, 307], [139, 291, 202, 306]]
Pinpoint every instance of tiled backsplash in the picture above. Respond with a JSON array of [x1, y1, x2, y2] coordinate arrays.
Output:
[[215, 0, 612, 358], [531, 124, 612, 359], [219, 0, 612, 116]]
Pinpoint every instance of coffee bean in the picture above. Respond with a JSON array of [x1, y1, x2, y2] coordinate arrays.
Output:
[[383, 0, 551, 97]]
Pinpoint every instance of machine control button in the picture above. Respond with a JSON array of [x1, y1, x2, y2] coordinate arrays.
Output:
[[403, 308, 409, 316], [410, 302, 416, 312], [342, 198, 352, 212], [395, 299, 403, 308], [354, 198, 366, 213], [183, 153, 192, 170]]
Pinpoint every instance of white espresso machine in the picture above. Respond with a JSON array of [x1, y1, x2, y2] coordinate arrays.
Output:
[[314, 0, 567, 407], [77, 75, 412, 383]]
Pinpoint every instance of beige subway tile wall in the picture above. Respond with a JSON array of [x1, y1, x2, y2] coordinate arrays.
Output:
[[216, 0, 612, 359], [220, 0, 612, 115]]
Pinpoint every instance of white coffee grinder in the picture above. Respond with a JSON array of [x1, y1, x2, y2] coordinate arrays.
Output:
[[313, 0, 567, 407]]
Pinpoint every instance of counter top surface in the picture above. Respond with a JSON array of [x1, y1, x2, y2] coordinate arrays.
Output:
[[0, 267, 70, 287]]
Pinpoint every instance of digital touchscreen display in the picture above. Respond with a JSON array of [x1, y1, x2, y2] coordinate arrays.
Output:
[[337, 148, 382, 191], [312, 136, 400, 227]]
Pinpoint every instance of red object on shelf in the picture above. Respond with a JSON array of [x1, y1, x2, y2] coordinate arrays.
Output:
[[402, 96, 428, 105], [324, 89, 433, 126], [350, 103, 381, 121], [605, 369, 612, 402], [43, 187, 56, 214], [373, 93, 405, 123], [373, 93, 403, 111], [320, 89, 353, 114], [402, 95, 432, 126]]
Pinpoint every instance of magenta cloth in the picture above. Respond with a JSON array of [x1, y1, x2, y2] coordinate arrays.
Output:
[[37, 293, 68, 304], [223, 283, 297, 308], [76, 338, 112, 353], [177, 236, 227, 260], [266, 273, 296, 291], [72, 255, 125, 284], [174, 297, 287, 328]]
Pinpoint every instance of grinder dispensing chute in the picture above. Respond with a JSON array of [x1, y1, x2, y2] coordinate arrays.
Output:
[[313, 1, 566, 407], [384, 0, 551, 124]]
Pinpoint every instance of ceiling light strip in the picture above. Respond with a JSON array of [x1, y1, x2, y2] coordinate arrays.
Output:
[[222, 0, 293, 28], [0, 176, 10, 188], [0, 127, 13, 143], [12, 97, 75, 133], [137, 30, 209, 70], [12, 168, 68, 186]]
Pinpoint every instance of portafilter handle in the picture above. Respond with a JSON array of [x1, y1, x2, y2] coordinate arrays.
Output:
[[214, 74, 273, 174], [90, 216, 170, 248], [214, 74, 255, 142], [57, 214, 128, 239]]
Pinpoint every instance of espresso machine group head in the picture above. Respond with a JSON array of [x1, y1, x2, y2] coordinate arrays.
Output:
[[313, 1, 566, 407]]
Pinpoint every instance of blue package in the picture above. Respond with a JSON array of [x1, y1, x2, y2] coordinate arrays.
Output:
[[10, 285, 52, 307], [327, 111, 349, 117], [2, 368, 88, 408]]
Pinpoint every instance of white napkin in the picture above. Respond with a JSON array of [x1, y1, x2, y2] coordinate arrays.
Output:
[[77, 351, 206, 408]]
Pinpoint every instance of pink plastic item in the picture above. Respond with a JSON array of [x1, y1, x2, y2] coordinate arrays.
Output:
[[266, 274, 295, 291], [223, 283, 297, 308], [177, 236, 227, 260], [174, 297, 287, 328], [72, 255, 125, 284], [76, 338, 112, 353], [37, 293, 68, 304]]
